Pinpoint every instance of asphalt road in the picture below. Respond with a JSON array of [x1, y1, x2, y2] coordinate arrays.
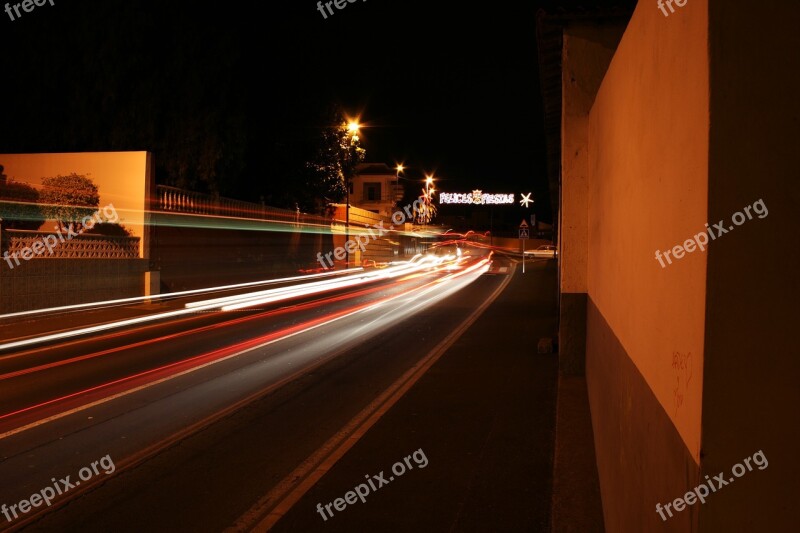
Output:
[[268, 258, 559, 533], [0, 253, 539, 532]]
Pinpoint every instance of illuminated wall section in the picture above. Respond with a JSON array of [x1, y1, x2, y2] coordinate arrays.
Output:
[[0, 151, 153, 258], [585, 0, 708, 531]]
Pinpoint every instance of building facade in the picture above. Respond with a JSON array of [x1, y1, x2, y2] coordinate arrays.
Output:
[[351, 163, 404, 219]]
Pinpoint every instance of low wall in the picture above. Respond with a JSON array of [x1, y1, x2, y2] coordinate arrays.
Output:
[[491, 236, 551, 251], [0, 259, 148, 313], [151, 225, 336, 292], [4, 230, 139, 260]]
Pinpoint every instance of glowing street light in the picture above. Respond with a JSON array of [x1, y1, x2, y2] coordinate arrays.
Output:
[[344, 119, 361, 269]]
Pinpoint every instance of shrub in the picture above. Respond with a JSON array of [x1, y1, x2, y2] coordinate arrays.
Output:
[[0, 179, 45, 230]]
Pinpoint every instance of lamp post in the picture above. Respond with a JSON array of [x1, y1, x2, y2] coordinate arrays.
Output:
[[394, 164, 405, 212], [344, 121, 360, 269]]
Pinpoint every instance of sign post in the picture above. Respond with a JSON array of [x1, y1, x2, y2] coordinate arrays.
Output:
[[519, 220, 530, 274]]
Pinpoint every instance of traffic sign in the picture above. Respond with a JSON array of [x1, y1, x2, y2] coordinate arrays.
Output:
[[519, 221, 529, 273]]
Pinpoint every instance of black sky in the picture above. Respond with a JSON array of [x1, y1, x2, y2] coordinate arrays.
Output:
[[269, 0, 552, 215], [0, 0, 630, 225]]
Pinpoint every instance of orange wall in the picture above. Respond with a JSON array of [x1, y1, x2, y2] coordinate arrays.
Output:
[[588, 0, 709, 460], [0, 152, 153, 258]]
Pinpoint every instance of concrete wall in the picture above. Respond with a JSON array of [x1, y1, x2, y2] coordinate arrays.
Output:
[[586, 0, 709, 530], [580, 1, 799, 531], [559, 25, 626, 376], [700, 0, 800, 531], [0, 152, 154, 258], [151, 224, 335, 292]]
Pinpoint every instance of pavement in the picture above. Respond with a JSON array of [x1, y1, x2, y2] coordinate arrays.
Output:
[[268, 259, 583, 532], [550, 375, 605, 533]]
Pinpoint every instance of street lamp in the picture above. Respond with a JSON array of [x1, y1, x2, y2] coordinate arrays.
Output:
[[392, 164, 406, 209], [416, 174, 436, 225], [344, 120, 360, 269]]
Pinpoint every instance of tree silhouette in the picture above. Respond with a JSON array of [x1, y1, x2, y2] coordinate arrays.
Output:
[[304, 104, 366, 211], [39, 174, 100, 232]]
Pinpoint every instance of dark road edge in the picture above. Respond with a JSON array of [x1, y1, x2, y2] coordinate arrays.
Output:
[[231, 266, 515, 532]]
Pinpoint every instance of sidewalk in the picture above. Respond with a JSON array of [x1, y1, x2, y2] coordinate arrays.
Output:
[[270, 260, 579, 532]]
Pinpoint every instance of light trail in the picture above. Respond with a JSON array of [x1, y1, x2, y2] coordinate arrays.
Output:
[[0, 269, 358, 321], [0, 298, 400, 424], [216, 260, 448, 312], [184, 256, 450, 311], [0, 256, 461, 352], [0, 275, 424, 382], [0, 265, 433, 352], [0, 255, 491, 432]]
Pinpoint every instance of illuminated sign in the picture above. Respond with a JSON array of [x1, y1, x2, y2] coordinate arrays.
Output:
[[439, 190, 515, 205]]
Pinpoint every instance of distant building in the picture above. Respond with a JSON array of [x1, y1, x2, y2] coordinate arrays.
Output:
[[351, 163, 403, 219]]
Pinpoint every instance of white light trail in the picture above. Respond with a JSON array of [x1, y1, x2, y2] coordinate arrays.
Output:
[[0, 270, 359, 321], [0, 257, 461, 352]]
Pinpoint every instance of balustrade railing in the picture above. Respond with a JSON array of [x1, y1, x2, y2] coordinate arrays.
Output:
[[155, 185, 331, 226]]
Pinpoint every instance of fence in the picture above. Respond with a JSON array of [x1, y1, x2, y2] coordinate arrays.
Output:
[[155, 185, 332, 226]]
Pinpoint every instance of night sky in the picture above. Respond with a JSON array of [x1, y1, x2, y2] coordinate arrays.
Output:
[[0, 0, 627, 227]]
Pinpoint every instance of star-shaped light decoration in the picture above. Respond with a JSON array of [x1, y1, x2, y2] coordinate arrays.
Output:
[[520, 192, 534, 208]]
